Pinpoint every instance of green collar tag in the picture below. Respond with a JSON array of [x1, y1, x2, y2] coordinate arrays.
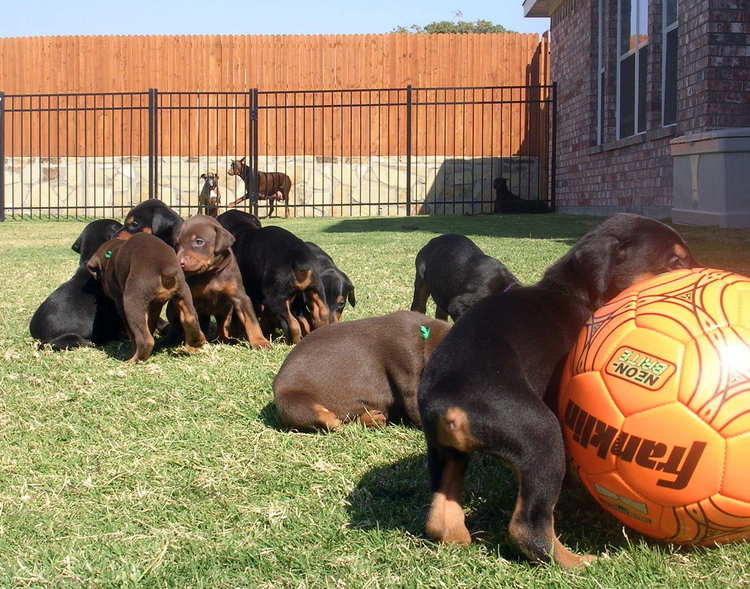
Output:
[[104, 250, 113, 260], [420, 325, 430, 340]]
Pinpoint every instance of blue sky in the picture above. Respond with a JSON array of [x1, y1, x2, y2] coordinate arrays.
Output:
[[2, 0, 549, 37]]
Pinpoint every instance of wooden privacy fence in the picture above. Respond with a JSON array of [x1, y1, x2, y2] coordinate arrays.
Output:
[[0, 84, 556, 219], [0, 33, 548, 94]]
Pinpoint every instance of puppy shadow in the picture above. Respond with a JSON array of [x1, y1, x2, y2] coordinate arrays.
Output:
[[346, 453, 632, 562], [259, 401, 285, 430]]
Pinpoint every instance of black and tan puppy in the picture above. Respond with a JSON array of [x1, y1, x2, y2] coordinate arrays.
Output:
[[493, 177, 550, 214], [411, 234, 518, 321], [223, 223, 329, 344], [216, 209, 262, 233], [198, 171, 221, 217], [305, 241, 356, 323], [120, 199, 184, 247], [174, 215, 270, 349], [418, 214, 697, 568], [87, 232, 205, 362], [274, 311, 450, 431], [30, 219, 124, 349]]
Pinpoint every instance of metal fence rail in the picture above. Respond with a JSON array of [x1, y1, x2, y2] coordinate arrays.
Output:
[[0, 85, 556, 220]]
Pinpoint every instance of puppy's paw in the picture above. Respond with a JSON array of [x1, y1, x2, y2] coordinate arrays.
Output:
[[249, 338, 272, 350]]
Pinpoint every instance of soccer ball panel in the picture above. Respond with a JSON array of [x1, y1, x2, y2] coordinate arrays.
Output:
[[601, 328, 684, 416], [560, 372, 624, 476], [618, 404, 724, 506], [723, 432, 750, 502]]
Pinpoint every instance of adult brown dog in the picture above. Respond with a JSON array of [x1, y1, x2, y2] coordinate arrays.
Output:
[[226, 157, 292, 219], [86, 232, 206, 362], [418, 214, 697, 568], [274, 311, 450, 431], [174, 215, 270, 349]]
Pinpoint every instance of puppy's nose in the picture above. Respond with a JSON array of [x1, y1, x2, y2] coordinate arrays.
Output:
[[179, 257, 188, 268]]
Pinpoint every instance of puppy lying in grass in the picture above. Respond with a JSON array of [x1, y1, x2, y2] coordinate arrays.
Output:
[[273, 310, 450, 431]]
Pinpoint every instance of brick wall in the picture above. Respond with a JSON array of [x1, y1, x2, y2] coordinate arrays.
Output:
[[679, 0, 750, 133], [547, 0, 750, 216]]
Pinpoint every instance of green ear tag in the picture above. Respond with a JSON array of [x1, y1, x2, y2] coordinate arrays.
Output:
[[103, 250, 112, 259], [420, 325, 430, 340]]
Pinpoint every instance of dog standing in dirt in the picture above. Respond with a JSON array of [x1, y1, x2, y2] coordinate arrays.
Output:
[[198, 172, 221, 217], [86, 233, 206, 362]]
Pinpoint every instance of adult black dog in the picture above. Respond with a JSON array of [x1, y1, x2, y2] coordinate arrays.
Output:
[[493, 177, 550, 214], [305, 242, 355, 323], [418, 214, 697, 569], [411, 233, 518, 321], [30, 219, 124, 349], [222, 223, 328, 344], [120, 199, 183, 247]]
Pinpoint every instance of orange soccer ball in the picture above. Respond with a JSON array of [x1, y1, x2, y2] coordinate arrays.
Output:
[[559, 268, 750, 545]]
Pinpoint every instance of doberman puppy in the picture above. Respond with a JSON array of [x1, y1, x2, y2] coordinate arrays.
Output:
[[226, 157, 292, 219], [274, 311, 450, 431], [86, 232, 205, 362], [174, 215, 270, 349], [418, 214, 697, 568], [493, 177, 550, 214], [223, 223, 328, 344], [216, 209, 262, 233], [120, 199, 184, 247], [411, 234, 518, 321], [197, 172, 221, 217], [305, 241, 356, 323], [30, 219, 124, 350]]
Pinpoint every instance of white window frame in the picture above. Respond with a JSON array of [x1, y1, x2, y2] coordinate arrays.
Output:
[[662, 1, 678, 127], [616, 0, 649, 139], [597, 0, 605, 144]]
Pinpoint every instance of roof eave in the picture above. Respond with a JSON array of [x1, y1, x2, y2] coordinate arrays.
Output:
[[523, 0, 563, 17]]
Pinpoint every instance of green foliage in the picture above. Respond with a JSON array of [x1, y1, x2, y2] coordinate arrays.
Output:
[[392, 19, 513, 34], [1, 215, 749, 586]]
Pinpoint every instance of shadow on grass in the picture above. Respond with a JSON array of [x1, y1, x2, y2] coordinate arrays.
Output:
[[346, 452, 633, 562], [322, 214, 600, 243]]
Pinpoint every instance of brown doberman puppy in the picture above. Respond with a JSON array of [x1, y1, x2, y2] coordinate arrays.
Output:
[[273, 311, 450, 431], [86, 232, 206, 362], [418, 214, 698, 568], [174, 215, 270, 349]]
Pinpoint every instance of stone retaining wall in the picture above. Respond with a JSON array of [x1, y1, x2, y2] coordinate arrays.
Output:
[[3, 155, 542, 217]]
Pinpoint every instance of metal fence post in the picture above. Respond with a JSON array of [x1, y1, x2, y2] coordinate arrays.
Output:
[[405, 85, 412, 217], [550, 82, 558, 212], [0, 92, 4, 221], [251, 88, 259, 216], [148, 88, 158, 199]]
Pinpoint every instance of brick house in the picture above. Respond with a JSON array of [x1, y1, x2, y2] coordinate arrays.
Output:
[[523, 0, 750, 227]]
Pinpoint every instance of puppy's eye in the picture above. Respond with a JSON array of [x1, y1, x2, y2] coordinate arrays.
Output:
[[194, 238, 205, 247]]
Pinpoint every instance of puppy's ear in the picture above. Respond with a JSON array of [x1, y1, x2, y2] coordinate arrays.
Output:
[[200, 173, 207, 180], [86, 253, 102, 280], [240, 157, 246, 164], [573, 234, 621, 308], [213, 224, 235, 256], [71, 235, 82, 253]]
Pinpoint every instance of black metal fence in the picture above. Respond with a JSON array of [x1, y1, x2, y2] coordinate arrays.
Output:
[[0, 85, 556, 220]]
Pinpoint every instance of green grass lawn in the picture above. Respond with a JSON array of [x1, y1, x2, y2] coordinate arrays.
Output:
[[1, 214, 750, 588]]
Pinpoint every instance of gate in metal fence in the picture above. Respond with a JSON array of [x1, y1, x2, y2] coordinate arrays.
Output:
[[0, 85, 556, 220]]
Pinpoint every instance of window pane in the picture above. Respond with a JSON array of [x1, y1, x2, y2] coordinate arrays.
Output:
[[620, 53, 635, 137], [664, 28, 678, 125], [639, 0, 649, 46], [620, 0, 636, 54], [666, 0, 677, 25], [637, 46, 648, 133]]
